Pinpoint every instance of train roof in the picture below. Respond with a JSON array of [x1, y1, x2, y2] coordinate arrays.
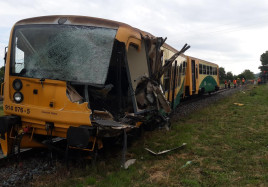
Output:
[[186, 55, 218, 67], [14, 15, 180, 52], [14, 15, 155, 43], [14, 15, 217, 66], [16, 15, 130, 30]]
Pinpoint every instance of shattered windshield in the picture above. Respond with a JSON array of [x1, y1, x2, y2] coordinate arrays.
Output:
[[11, 25, 117, 84]]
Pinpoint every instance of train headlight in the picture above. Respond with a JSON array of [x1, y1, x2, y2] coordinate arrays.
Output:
[[13, 92, 23, 103], [13, 79, 23, 91]]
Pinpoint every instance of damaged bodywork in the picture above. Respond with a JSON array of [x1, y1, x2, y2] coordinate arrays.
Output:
[[1, 15, 190, 157]]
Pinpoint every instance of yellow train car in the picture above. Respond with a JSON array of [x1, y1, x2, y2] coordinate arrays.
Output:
[[161, 44, 187, 109], [184, 56, 219, 96], [0, 15, 189, 157]]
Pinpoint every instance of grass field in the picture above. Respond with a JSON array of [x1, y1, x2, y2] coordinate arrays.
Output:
[[33, 84, 268, 186]]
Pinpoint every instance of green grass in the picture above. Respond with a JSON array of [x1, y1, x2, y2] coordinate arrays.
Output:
[[33, 84, 268, 186]]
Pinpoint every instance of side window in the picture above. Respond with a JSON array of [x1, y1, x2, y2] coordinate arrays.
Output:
[[161, 50, 164, 63], [179, 63, 183, 75], [196, 64, 198, 79], [207, 66, 209, 75], [177, 64, 182, 86], [14, 37, 25, 73], [210, 66, 212, 75], [176, 65, 179, 86], [203, 65, 206, 74], [163, 69, 171, 92], [199, 64, 202, 74], [182, 61, 187, 75]]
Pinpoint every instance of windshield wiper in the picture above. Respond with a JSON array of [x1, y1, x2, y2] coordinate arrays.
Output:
[[40, 78, 45, 88]]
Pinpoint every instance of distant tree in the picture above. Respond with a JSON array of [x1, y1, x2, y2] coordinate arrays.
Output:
[[219, 67, 226, 83], [0, 66, 4, 84], [238, 69, 255, 80], [260, 51, 268, 66], [259, 51, 268, 72], [226, 71, 234, 81]]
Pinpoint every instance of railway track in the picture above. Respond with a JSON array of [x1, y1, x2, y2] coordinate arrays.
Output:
[[172, 86, 243, 121]]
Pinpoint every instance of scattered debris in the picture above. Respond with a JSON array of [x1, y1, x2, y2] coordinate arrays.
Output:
[[123, 159, 136, 169], [145, 143, 186, 156], [180, 161, 192, 168], [233, 103, 244, 106]]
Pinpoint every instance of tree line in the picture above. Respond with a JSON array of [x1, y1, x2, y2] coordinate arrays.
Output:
[[219, 68, 255, 84], [219, 51, 268, 84]]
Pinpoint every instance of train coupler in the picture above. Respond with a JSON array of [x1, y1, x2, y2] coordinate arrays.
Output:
[[65, 126, 100, 165]]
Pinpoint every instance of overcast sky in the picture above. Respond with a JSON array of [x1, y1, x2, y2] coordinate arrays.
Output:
[[0, 0, 267, 75]]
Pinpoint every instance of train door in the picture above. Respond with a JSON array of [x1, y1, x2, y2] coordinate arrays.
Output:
[[126, 40, 149, 113], [191, 60, 196, 93]]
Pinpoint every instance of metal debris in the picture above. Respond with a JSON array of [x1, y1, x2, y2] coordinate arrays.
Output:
[[145, 143, 187, 156]]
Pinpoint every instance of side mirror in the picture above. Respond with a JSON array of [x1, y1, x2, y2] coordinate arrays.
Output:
[[4, 47, 7, 64]]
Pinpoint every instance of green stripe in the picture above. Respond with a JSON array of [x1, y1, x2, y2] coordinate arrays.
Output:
[[199, 76, 217, 92], [173, 80, 185, 109]]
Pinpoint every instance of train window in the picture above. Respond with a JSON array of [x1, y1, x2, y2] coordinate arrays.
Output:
[[14, 38, 25, 73], [203, 65, 206, 74], [182, 61, 187, 75], [11, 25, 117, 84], [196, 64, 198, 79], [176, 66, 179, 86], [199, 64, 202, 74], [210, 66, 212, 75], [207, 66, 210, 75], [178, 64, 182, 86], [163, 69, 171, 92], [179, 63, 183, 75], [161, 50, 164, 63]]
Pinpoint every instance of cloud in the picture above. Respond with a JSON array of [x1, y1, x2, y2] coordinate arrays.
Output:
[[0, 0, 267, 74]]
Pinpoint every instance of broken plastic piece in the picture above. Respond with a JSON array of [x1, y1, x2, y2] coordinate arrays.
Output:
[[123, 159, 136, 169], [145, 143, 186, 156], [180, 161, 192, 168]]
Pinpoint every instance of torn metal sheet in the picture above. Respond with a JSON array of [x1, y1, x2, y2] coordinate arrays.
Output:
[[152, 85, 171, 113], [133, 38, 190, 116], [93, 110, 113, 120], [94, 119, 134, 129], [145, 143, 187, 156], [156, 43, 190, 80]]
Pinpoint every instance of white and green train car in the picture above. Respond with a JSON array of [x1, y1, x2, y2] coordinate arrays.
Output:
[[184, 56, 220, 96]]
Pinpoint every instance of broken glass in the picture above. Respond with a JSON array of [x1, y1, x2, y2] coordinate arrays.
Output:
[[12, 25, 117, 85]]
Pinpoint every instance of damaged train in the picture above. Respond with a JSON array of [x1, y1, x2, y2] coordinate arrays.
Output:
[[0, 15, 219, 157]]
